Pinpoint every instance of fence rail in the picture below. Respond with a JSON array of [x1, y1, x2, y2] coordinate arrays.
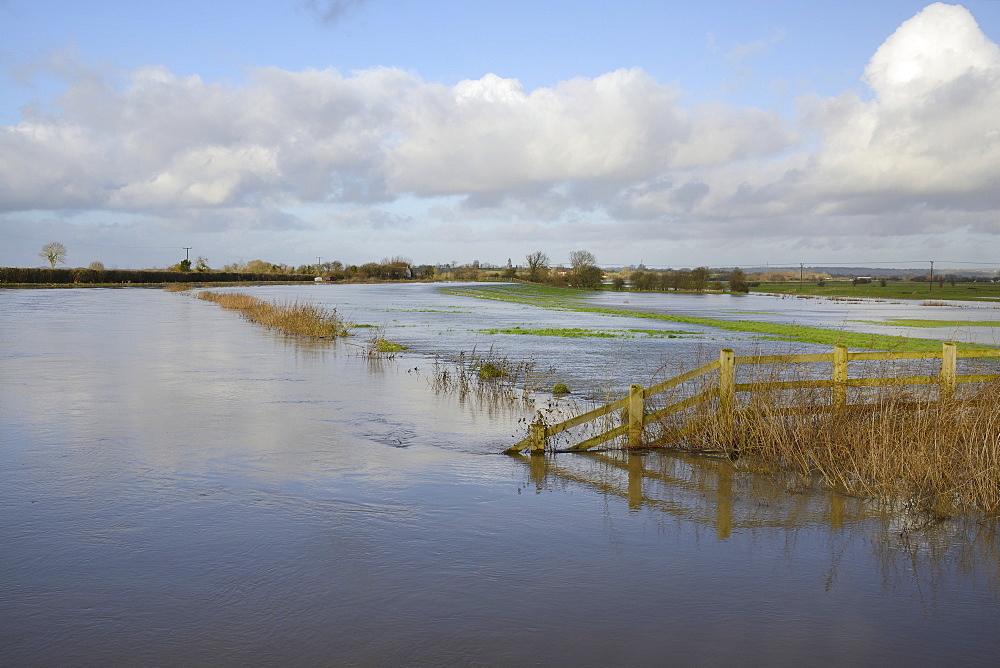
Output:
[[504, 342, 1000, 454]]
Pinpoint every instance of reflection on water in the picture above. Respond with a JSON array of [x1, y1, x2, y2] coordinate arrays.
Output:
[[2, 287, 998, 665], [516, 450, 1000, 598]]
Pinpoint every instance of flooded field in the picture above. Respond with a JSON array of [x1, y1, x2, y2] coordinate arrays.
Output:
[[2, 284, 999, 665]]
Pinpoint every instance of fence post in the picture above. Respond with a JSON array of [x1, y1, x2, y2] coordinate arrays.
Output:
[[941, 341, 957, 400], [528, 422, 547, 454], [719, 349, 735, 415], [628, 384, 645, 447], [833, 344, 848, 409]]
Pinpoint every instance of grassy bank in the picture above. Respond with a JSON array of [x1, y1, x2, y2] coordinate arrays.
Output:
[[443, 283, 991, 352], [197, 291, 350, 339]]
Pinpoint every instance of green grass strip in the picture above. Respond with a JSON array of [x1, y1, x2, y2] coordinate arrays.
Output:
[[442, 284, 994, 352], [851, 319, 999, 328], [478, 326, 688, 338]]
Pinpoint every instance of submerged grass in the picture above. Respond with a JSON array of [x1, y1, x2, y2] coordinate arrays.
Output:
[[444, 284, 993, 352], [197, 291, 350, 339]]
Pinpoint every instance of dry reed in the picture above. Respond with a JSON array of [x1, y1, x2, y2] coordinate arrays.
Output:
[[197, 290, 349, 339], [649, 358, 1000, 518], [431, 347, 553, 403]]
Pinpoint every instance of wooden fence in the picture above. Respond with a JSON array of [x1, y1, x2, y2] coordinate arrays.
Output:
[[504, 342, 1000, 455]]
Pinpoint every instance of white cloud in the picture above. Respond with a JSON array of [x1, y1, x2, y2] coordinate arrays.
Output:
[[1, 2, 998, 265], [806, 2, 1000, 205]]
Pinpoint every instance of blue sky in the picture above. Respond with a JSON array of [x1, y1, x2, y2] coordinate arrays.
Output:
[[2, 1, 999, 271]]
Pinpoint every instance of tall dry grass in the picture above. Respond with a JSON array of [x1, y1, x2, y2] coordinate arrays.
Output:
[[197, 291, 349, 339], [649, 359, 1000, 519]]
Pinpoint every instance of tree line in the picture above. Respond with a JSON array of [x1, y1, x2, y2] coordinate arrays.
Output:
[[13, 240, 754, 292]]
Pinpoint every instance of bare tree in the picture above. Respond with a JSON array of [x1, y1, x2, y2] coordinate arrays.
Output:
[[525, 251, 549, 282], [568, 249, 602, 289], [39, 242, 67, 268], [568, 249, 596, 270]]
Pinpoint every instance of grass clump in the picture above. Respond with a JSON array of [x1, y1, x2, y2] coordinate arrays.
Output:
[[163, 283, 192, 292], [354, 325, 408, 358], [432, 348, 553, 403], [552, 383, 571, 394], [478, 362, 507, 380], [374, 339, 408, 353], [197, 291, 349, 339]]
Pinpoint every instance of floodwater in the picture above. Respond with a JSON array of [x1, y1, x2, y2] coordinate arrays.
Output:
[[2, 284, 998, 666]]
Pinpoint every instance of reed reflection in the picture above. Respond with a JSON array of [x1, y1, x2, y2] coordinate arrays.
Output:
[[514, 449, 1000, 594]]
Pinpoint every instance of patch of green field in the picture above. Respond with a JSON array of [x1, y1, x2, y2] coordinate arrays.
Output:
[[442, 283, 994, 352], [753, 281, 1000, 302], [478, 326, 689, 338], [852, 319, 999, 328], [385, 308, 472, 313]]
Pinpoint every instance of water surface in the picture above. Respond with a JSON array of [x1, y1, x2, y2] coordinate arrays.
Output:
[[2, 286, 998, 665]]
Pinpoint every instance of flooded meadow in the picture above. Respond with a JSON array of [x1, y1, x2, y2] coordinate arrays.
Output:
[[2, 283, 998, 665]]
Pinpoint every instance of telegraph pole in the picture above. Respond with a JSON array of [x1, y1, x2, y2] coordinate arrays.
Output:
[[929, 260, 934, 292]]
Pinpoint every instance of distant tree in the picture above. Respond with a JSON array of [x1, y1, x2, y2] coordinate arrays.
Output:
[[569, 249, 596, 270], [175, 259, 192, 272], [502, 264, 517, 280], [612, 276, 626, 291], [194, 256, 210, 272], [88, 261, 105, 271], [525, 251, 550, 283], [631, 270, 656, 291], [728, 267, 750, 293], [690, 266, 710, 291], [39, 242, 67, 268], [568, 250, 602, 290]]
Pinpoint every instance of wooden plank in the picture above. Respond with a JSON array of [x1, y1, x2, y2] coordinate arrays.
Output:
[[734, 379, 832, 391], [644, 360, 720, 397], [566, 423, 629, 451], [735, 353, 832, 365], [545, 396, 628, 437], [960, 350, 1000, 359], [848, 351, 941, 361], [503, 437, 534, 455], [846, 375, 940, 387], [958, 374, 1000, 383], [645, 388, 719, 422]]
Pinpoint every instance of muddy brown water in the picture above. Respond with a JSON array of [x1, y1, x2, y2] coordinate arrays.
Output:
[[2, 285, 998, 665]]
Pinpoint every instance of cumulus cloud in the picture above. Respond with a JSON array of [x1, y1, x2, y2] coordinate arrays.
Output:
[[1, 2, 998, 259], [804, 2, 1000, 207]]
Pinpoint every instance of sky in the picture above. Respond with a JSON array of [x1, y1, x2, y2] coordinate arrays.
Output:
[[1, 1, 999, 271]]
